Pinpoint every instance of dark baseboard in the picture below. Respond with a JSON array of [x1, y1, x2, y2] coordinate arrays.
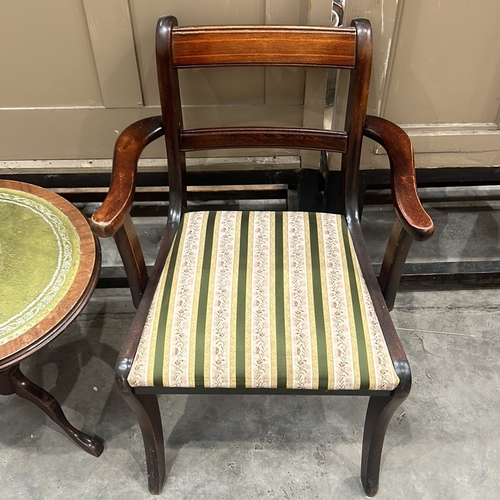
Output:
[[4, 166, 500, 288], [97, 260, 500, 292], [4, 165, 500, 202], [1, 170, 300, 205]]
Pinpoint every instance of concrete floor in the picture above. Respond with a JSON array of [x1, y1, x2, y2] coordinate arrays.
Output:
[[2, 191, 500, 499]]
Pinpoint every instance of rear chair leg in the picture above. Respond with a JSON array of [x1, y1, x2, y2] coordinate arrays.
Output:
[[115, 375, 165, 494], [361, 390, 408, 496]]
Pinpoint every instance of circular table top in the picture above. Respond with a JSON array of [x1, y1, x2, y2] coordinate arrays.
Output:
[[0, 180, 100, 368]]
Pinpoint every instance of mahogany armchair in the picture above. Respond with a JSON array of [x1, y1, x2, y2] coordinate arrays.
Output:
[[90, 16, 433, 496]]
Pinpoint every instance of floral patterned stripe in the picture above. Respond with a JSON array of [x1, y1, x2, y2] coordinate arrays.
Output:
[[355, 250, 399, 390], [304, 214, 320, 390], [249, 212, 273, 388], [207, 212, 238, 388], [281, 214, 293, 387], [245, 213, 254, 386], [166, 212, 206, 387], [229, 212, 242, 388], [347, 234, 376, 387], [145, 265, 169, 386], [315, 214, 335, 389], [204, 213, 220, 387], [284, 212, 314, 390], [269, 214, 278, 388], [319, 213, 356, 390]]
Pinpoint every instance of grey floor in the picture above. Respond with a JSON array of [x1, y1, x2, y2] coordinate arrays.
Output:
[[2, 189, 500, 499]]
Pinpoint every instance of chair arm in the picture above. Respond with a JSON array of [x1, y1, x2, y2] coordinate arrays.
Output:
[[90, 116, 164, 238], [363, 115, 434, 242]]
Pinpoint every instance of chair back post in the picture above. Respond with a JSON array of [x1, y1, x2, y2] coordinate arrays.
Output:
[[156, 16, 187, 228], [340, 18, 372, 225]]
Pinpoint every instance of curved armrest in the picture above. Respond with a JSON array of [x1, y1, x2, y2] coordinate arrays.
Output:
[[363, 115, 434, 241], [90, 116, 164, 238]]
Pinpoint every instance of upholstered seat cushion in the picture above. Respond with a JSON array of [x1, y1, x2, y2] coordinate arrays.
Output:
[[128, 211, 399, 391]]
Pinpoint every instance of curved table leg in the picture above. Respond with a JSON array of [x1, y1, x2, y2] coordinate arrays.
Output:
[[8, 364, 103, 457]]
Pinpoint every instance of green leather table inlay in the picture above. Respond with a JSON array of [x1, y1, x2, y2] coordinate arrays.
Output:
[[0, 188, 81, 346]]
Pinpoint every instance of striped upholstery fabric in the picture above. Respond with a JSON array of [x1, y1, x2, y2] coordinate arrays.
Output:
[[128, 211, 399, 391]]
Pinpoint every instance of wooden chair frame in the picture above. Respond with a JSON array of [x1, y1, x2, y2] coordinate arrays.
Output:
[[90, 16, 433, 496]]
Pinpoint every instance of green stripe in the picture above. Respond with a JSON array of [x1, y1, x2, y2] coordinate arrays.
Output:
[[194, 212, 216, 387], [152, 216, 185, 386], [339, 218, 370, 389], [308, 213, 328, 390], [274, 212, 287, 388], [235, 212, 249, 387]]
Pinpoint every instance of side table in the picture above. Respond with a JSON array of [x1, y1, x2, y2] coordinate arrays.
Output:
[[0, 180, 103, 457]]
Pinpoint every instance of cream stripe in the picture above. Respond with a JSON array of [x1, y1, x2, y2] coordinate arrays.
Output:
[[336, 216, 360, 389], [245, 212, 254, 387], [303, 213, 319, 389], [188, 212, 209, 387]]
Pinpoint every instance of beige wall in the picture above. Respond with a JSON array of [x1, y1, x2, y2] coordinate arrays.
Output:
[[0, 0, 324, 165], [1, 0, 499, 171]]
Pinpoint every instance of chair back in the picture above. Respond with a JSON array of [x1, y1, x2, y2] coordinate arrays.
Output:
[[156, 16, 372, 224]]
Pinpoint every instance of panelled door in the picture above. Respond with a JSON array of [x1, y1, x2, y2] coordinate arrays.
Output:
[[333, 0, 500, 170], [0, 0, 332, 168]]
